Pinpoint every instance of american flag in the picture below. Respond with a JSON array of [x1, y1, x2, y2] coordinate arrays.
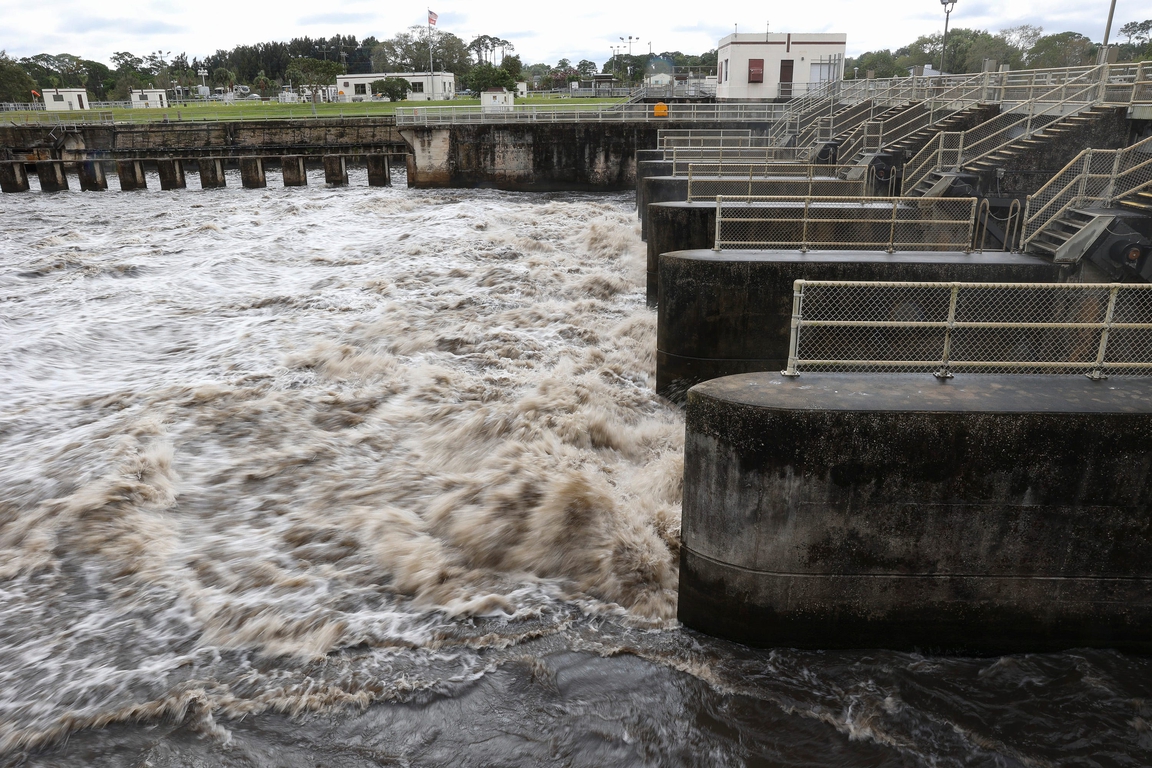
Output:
[[428, 10, 438, 25]]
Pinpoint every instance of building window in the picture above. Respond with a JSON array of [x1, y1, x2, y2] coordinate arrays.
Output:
[[748, 59, 764, 83], [810, 61, 836, 83], [724, 59, 729, 82], [52, 94, 64, 101], [343, 81, 350, 87], [410, 81, 424, 93], [139, 93, 149, 100], [354, 83, 366, 95]]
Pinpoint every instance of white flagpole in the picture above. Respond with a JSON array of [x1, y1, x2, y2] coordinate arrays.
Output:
[[428, 10, 435, 101]]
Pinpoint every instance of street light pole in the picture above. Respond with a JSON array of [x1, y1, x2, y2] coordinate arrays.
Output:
[[939, 0, 957, 74], [1099, 0, 1118, 62]]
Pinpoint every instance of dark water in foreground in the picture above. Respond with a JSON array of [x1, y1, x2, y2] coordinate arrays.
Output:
[[0, 168, 1149, 766]]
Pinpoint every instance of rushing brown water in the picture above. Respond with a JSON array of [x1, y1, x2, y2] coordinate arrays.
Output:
[[1, 166, 1149, 767]]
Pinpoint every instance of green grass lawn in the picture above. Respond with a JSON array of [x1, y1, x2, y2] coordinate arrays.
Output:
[[5, 96, 628, 124]]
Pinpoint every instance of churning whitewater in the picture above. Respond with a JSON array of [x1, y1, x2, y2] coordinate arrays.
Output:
[[1, 167, 1149, 767]]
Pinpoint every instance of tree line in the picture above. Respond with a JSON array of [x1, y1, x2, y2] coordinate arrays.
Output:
[[847, 21, 1152, 78], [3, 19, 1148, 103], [0, 25, 725, 104]]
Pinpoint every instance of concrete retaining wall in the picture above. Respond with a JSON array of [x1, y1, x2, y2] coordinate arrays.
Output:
[[681, 372, 1152, 654]]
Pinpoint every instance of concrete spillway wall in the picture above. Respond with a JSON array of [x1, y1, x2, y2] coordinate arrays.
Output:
[[399, 123, 772, 191], [681, 372, 1152, 654], [0, 118, 406, 163]]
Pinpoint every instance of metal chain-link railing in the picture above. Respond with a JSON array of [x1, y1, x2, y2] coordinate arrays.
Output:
[[713, 196, 978, 252], [782, 281, 1152, 378], [1021, 135, 1152, 248], [678, 162, 858, 178], [670, 146, 812, 171], [687, 176, 869, 202], [658, 129, 754, 149]]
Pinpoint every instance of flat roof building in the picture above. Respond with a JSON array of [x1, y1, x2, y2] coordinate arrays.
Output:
[[129, 89, 169, 109], [335, 72, 456, 102], [42, 88, 91, 111], [715, 33, 846, 101], [481, 87, 514, 112]]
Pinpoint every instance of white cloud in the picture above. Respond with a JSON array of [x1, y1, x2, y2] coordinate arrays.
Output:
[[0, 0, 1145, 66]]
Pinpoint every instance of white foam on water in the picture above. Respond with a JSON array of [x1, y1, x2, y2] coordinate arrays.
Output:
[[0, 170, 683, 750]]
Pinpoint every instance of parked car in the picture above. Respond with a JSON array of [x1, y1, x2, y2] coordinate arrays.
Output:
[[244, 94, 262, 100]]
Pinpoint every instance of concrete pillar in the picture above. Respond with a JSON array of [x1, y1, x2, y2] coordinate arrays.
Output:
[[367, 155, 391, 186], [36, 161, 68, 192], [281, 155, 307, 187], [323, 155, 348, 186], [78, 160, 108, 192], [240, 157, 266, 189], [639, 176, 689, 241], [157, 159, 186, 190], [681, 372, 1152, 654], [647, 202, 716, 307], [199, 158, 226, 189], [116, 160, 147, 191], [635, 159, 674, 218], [0, 162, 30, 193]]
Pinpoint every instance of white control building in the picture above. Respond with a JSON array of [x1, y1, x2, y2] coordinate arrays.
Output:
[[715, 33, 846, 100], [335, 72, 457, 102]]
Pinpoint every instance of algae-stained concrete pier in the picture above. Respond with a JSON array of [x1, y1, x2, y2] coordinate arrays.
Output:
[[679, 279, 1152, 653], [681, 372, 1152, 654]]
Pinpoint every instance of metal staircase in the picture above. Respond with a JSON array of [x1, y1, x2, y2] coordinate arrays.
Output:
[[1017, 135, 1152, 277], [963, 105, 1117, 176], [1119, 189, 1152, 214], [1023, 209, 1114, 261], [885, 103, 998, 161]]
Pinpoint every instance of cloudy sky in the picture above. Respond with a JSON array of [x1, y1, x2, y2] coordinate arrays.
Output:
[[0, 0, 1146, 66]]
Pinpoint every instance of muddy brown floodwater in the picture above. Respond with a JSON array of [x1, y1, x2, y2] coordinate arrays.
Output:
[[1, 166, 1149, 766]]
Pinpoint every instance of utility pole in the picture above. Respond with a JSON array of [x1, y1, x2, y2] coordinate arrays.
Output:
[[939, 0, 957, 74], [1099, 0, 1118, 63]]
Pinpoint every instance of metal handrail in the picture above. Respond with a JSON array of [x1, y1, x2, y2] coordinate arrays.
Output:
[[670, 146, 814, 170], [1020, 134, 1152, 249], [711, 194, 978, 252], [686, 165, 872, 201], [902, 65, 1112, 192], [781, 280, 1152, 379]]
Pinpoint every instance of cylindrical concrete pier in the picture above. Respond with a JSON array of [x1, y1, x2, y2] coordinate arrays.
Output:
[[0, 162, 30, 193], [646, 202, 714, 305], [367, 155, 392, 187], [656, 250, 1066, 402], [116, 160, 147, 191], [240, 157, 267, 189], [78, 160, 108, 192], [36, 161, 68, 192], [638, 176, 688, 241], [635, 159, 673, 218], [681, 372, 1152, 654], [199, 158, 226, 189], [158, 159, 186, 190], [282, 156, 308, 187], [324, 155, 348, 186]]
